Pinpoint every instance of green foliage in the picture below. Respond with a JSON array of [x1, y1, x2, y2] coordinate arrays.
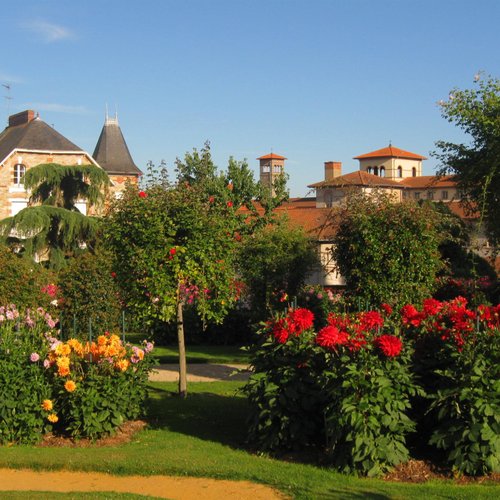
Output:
[[434, 74, 500, 251], [238, 222, 319, 320], [0, 306, 56, 444], [427, 332, 500, 475], [57, 250, 122, 335], [244, 328, 327, 451], [324, 348, 420, 476], [333, 192, 443, 308], [0, 163, 110, 269], [0, 245, 55, 308]]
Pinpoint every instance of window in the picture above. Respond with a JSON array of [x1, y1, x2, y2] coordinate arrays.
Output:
[[10, 200, 27, 216], [397, 166, 403, 178], [380, 166, 385, 177], [13, 164, 26, 185], [273, 165, 282, 173], [373, 166, 379, 176], [414, 192, 420, 199], [441, 190, 448, 200], [412, 167, 417, 177], [367, 166, 372, 174], [262, 165, 270, 173], [427, 191, 434, 200]]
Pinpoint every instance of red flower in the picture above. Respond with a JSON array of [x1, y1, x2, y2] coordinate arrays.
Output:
[[316, 326, 349, 349], [400, 304, 424, 327], [288, 308, 314, 334], [271, 318, 290, 344], [138, 191, 147, 198], [375, 335, 403, 357], [381, 303, 393, 316], [209, 196, 215, 203], [111, 272, 117, 278], [422, 298, 443, 316], [227, 201, 233, 208], [359, 311, 384, 331], [168, 248, 177, 260]]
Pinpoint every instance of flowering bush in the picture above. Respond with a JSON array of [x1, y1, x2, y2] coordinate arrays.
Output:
[[400, 297, 500, 475], [0, 304, 155, 443], [245, 297, 500, 476]]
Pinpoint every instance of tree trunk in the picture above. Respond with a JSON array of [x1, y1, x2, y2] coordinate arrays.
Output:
[[177, 298, 188, 398]]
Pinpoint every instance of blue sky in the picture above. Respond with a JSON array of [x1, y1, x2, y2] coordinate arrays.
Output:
[[2, 0, 499, 196]]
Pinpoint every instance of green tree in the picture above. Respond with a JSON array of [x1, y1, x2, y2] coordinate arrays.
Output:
[[434, 74, 500, 251], [332, 192, 444, 308], [0, 163, 110, 269], [106, 145, 282, 397], [238, 221, 319, 320]]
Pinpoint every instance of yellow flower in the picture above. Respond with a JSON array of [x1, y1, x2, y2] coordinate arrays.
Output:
[[64, 380, 77, 392], [56, 356, 70, 368], [67, 338, 84, 356], [47, 413, 59, 423], [41, 399, 53, 411], [55, 343, 71, 356]]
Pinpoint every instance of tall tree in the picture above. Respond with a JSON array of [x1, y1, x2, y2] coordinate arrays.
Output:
[[0, 163, 110, 269], [434, 74, 500, 251]]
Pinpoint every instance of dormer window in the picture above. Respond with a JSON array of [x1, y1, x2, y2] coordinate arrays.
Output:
[[13, 164, 26, 185], [380, 166, 385, 177], [374, 166, 379, 176], [397, 166, 403, 178], [412, 167, 417, 177], [367, 166, 372, 174]]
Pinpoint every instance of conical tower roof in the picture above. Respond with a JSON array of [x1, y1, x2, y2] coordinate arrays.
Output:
[[93, 115, 142, 176]]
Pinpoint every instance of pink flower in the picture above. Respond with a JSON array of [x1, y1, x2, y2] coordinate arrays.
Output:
[[30, 352, 40, 362]]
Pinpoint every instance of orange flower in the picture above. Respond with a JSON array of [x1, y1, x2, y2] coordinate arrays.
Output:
[[47, 413, 59, 423], [67, 338, 83, 356], [115, 359, 130, 372], [97, 335, 107, 346], [41, 399, 53, 411], [58, 365, 70, 377], [55, 343, 71, 356], [64, 380, 77, 392]]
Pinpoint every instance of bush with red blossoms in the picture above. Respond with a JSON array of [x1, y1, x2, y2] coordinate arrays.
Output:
[[245, 296, 500, 476]]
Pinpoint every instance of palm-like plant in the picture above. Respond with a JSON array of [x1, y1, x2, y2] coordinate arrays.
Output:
[[0, 163, 110, 269]]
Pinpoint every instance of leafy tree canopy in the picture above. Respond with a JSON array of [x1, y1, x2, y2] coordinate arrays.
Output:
[[0, 163, 110, 269], [333, 192, 444, 308], [434, 74, 500, 251]]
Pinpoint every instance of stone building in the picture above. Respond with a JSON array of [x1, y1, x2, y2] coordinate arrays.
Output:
[[0, 110, 141, 219]]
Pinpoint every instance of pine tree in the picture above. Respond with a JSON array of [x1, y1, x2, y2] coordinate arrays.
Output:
[[0, 163, 110, 269]]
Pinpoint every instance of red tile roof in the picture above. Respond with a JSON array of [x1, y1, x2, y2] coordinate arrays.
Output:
[[354, 145, 427, 160], [399, 175, 457, 188], [257, 153, 287, 160], [308, 170, 403, 189], [239, 198, 338, 240]]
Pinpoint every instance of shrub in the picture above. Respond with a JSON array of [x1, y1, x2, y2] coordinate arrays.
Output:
[[58, 250, 122, 335], [0, 246, 56, 309], [0, 305, 57, 444]]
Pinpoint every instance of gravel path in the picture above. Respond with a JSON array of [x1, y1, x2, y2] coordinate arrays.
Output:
[[149, 363, 252, 382]]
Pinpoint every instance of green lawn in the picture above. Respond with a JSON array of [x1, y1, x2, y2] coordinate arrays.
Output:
[[125, 333, 250, 364], [0, 381, 498, 499]]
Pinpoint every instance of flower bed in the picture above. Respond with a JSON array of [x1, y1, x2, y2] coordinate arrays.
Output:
[[0, 305, 155, 444], [244, 298, 499, 476]]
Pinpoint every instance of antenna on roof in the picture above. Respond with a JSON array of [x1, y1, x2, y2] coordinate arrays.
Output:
[[2, 83, 12, 125]]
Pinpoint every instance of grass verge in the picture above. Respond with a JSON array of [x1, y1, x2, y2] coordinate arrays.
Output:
[[0, 381, 497, 499]]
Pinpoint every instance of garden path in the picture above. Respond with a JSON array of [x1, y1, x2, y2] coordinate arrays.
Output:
[[0, 468, 286, 499], [149, 363, 252, 382]]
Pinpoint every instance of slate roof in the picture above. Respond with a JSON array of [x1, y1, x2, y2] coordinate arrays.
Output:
[[93, 117, 142, 176], [308, 170, 404, 189], [0, 114, 83, 164], [354, 145, 427, 160]]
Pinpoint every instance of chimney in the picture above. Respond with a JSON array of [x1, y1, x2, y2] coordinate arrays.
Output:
[[324, 161, 342, 181], [9, 110, 36, 127]]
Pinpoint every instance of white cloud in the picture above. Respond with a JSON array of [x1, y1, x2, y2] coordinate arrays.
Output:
[[23, 103, 89, 114], [22, 20, 74, 43]]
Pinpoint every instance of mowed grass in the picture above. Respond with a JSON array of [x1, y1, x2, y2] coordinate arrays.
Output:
[[0, 380, 498, 499], [125, 333, 250, 364]]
